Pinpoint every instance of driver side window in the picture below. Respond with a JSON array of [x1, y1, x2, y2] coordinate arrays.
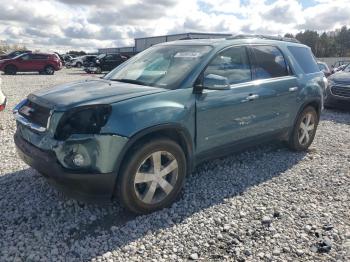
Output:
[[204, 46, 252, 85]]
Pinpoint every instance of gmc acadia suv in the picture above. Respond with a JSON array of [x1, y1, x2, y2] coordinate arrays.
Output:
[[13, 36, 326, 214]]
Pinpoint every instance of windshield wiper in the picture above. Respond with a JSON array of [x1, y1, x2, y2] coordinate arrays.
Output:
[[110, 78, 147, 86]]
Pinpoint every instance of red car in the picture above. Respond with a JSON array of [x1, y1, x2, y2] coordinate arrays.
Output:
[[0, 53, 62, 75]]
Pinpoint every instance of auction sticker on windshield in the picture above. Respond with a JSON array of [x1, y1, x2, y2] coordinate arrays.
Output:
[[174, 52, 202, 58]]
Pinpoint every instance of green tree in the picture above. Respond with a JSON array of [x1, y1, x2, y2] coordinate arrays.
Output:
[[296, 30, 320, 56]]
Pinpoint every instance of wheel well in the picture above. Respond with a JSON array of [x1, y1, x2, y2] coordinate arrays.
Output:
[[118, 127, 193, 175], [133, 129, 191, 160], [304, 101, 321, 119]]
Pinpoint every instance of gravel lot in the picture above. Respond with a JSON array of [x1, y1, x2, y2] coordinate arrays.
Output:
[[0, 69, 349, 261]]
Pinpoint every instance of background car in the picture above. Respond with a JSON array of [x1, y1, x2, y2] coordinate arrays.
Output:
[[66, 55, 96, 68], [317, 61, 332, 77], [0, 78, 6, 111], [82, 55, 98, 68], [332, 63, 349, 74], [84, 53, 127, 74], [326, 63, 350, 108], [333, 60, 350, 68], [0, 53, 62, 75], [0, 50, 32, 60]]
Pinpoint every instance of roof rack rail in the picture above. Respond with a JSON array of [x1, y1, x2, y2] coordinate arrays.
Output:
[[227, 34, 300, 43]]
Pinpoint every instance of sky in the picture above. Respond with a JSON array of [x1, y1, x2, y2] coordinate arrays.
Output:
[[0, 0, 349, 52]]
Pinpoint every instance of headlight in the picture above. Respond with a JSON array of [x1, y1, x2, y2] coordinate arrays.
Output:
[[55, 105, 111, 140]]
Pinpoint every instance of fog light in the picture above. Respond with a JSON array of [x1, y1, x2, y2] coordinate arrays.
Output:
[[72, 154, 85, 167]]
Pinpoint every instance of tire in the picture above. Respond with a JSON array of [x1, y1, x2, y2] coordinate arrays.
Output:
[[4, 65, 17, 75], [288, 106, 319, 151], [44, 65, 55, 75], [117, 138, 187, 214], [95, 67, 102, 74]]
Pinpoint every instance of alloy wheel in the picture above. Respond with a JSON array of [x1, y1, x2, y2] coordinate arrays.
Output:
[[133, 151, 178, 205], [46, 67, 54, 75], [298, 112, 315, 146]]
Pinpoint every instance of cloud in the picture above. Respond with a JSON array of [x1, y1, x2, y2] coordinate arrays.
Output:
[[261, 0, 303, 24], [0, 0, 349, 52]]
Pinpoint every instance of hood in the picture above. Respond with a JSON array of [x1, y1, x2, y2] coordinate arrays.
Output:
[[329, 71, 350, 83], [28, 79, 167, 110]]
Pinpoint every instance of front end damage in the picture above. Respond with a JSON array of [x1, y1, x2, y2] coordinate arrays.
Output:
[[14, 101, 128, 202]]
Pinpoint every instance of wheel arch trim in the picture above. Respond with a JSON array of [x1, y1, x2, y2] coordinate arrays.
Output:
[[113, 123, 194, 179]]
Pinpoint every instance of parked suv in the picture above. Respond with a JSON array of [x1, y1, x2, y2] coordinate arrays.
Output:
[[13, 37, 326, 214], [0, 53, 62, 75], [325, 63, 350, 108], [84, 53, 128, 74]]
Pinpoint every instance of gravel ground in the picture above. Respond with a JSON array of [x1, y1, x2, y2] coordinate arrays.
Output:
[[0, 69, 349, 261]]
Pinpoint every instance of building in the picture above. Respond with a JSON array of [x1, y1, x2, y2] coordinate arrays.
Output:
[[98, 32, 231, 55], [97, 46, 135, 56]]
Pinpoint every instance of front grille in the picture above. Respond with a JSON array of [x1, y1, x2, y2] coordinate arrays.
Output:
[[19, 100, 51, 128], [331, 85, 350, 98]]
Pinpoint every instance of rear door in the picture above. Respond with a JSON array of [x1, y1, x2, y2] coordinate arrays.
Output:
[[249, 45, 299, 129], [31, 54, 48, 71], [196, 45, 277, 153]]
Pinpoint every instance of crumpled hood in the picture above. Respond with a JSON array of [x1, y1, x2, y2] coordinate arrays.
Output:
[[329, 72, 350, 83], [28, 79, 167, 110]]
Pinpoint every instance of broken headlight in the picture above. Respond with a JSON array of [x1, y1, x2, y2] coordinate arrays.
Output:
[[55, 105, 112, 140]]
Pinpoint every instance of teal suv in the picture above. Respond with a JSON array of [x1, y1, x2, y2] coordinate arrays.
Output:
[[14, 36, 326, 214]]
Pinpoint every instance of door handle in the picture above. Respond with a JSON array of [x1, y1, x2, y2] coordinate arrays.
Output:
[[246, 94, 259, 101], [289, 87, 298, 92]]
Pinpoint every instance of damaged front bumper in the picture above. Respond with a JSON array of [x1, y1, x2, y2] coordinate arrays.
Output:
[[14, 124, 128, 202]]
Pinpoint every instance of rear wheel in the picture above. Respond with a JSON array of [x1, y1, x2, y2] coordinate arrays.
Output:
[[117, 138, 186, 214], [4, 65, 17, 75], [288, 106, 318, 151], [44, 65, 55, 75]]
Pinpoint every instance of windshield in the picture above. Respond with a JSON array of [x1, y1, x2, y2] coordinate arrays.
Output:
[[105, 45, 212, 89], [97, 54, 106, 59]]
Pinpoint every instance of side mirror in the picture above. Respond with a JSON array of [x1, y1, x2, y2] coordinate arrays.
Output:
[[203, 74, 230, 90]]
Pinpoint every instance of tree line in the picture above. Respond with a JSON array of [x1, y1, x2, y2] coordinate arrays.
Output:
[[0, 42, 27, 54], [285, 26, 350, 57]]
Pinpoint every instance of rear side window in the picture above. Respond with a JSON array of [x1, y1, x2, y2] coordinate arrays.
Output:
[[250, 46, 289, 79], [204, 46, 252, 85], [31, 54, 48, 60], [287, 46, 319, 74]]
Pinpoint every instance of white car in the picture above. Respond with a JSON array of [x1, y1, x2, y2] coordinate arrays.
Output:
[[66, 56, 85, 68], [0, 78, 6, 111]]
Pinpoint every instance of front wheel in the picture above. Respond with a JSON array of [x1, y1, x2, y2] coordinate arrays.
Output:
[[4, 65, 17, 75], [117, 138, 187, 214], [288, 106, 319, 151]]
